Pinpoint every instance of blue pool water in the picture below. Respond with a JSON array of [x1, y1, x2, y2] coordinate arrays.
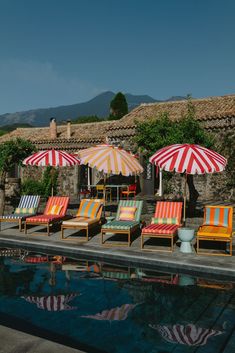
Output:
[[0, 248, 235, 353]]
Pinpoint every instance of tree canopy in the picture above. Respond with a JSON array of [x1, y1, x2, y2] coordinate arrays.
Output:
[[109, 92, 128, 120], [134, 100, 213, 157]]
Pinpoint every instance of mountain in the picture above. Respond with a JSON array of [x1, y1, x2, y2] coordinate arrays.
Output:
[[0, 91, 186, 127]]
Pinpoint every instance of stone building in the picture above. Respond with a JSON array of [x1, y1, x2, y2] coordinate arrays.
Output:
[[0, 94, 234, 201]]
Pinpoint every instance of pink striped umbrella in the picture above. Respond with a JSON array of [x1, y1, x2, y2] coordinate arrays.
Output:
[[149, 144, 227, 221], [77, 144, 143, 176], [81, 303, 137, 321], [21, 293, 79, 311], [23, 149, 80, 167], [150, 324, 223, 346]]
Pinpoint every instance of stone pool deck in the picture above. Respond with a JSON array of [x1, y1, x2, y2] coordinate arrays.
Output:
[[0, 219, 235, 281]]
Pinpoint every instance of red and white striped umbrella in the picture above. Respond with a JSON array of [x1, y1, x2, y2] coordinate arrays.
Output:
[[23, 150, 80, 167], [150, 324, 223, 346], [150, 144, 227, 221], [149, 144, 227, 175]]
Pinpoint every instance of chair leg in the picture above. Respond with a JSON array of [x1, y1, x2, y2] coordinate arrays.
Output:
[[25, 222, 27, 234], [47, 223, 50, 236], [61, 226, 64, 239], [101, 230, 104, 244], [86, 227, 89, 241], [19, 219, 22, 232]]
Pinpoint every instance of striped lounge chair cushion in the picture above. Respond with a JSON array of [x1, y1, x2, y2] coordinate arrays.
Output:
[[151, 217, 179, 225], [15, 207, 36, 214], [26, 215, 62, 223], [154, 202, 182, 224], [119, 207, 137, 221], [203, 207, 229, 227], [45, 205, 63, 216], [18, 195, 40, 209], [102, 220, 139, 230], [77, 200, 101, 219], [1, 213, 35, 220], [142, 224, 179, 235]]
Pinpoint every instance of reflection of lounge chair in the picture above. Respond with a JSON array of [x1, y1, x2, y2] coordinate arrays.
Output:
[[196, 205, 234, 256], [0, 195, 40, 231], [61, 199, 103, 242], [25, 196, 69, 236], [101, 200, 143, 246], [141, 201, 183, 252]]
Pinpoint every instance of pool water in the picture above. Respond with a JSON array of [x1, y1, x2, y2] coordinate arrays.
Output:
[[0, 248, 235, 353]]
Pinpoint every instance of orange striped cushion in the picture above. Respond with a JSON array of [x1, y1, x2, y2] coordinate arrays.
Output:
[[203, 207, 229, 227], [46, 205, 63, 216], [119, 206, 136, 221], [77, 200, 101, 219]]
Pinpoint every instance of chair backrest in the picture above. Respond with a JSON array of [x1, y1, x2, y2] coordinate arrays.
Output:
[[154, 201, 183, 224], [128, 184, 137, 192], [203, 205, 233, 229], [96, 185, 105, 191], [18, 195, 40, 211], [77, 199, 103, 219], [116, 200, 143, 222], [44, 196, 69, 217]]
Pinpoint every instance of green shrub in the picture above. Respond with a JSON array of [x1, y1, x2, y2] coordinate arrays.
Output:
[[21, 179, 45, 195]]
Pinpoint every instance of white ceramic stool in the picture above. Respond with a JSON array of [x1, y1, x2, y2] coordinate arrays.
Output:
[[178, 228, 195, 253]]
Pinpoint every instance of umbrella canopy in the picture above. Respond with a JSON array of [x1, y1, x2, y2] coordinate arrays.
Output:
[[150, 324, 223, 346], [81, 303, 137, 321], [149, 144, 227, 175], [77, 144, 143, 176], [23, 149, 80, 167], [149, 144, 227, 222]]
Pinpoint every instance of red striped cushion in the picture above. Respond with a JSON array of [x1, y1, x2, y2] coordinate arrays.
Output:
[[26, 215, 61, 222], [142, 224, 179, 235]]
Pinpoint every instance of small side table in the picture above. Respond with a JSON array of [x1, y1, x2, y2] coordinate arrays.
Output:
[[178, 228, 195, 253]]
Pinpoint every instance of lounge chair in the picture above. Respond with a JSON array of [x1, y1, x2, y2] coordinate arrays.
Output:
[[141, 201, 183, 252], [61, 199, 103, 242], [101, 200, 143, 246], [24, 196, 69, 236], [196, 205, 234, 256], [0, 195, 40, 231]]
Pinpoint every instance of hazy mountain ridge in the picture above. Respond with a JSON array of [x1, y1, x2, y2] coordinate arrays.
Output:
[[0, 91, 186, 127]]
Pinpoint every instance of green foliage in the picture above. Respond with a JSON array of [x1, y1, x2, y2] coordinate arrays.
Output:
[[109, 92, 128, 120], [217, 131, 235, 188], [21, 179, 45, 195], [42, 166, 59, 197], [134, 99, 213, 158], [0, 138, 35, 174], [71, 115, 105, 124], [21, 167, 59, 197]]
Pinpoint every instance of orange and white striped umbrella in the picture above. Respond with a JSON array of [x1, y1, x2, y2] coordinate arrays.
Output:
[[23, 150, 80, 167], [77, 144, 143, 176]]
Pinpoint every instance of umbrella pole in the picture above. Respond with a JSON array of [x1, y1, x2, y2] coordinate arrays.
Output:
[[183, 174, 187, 225], [103, 174, 106, 218]]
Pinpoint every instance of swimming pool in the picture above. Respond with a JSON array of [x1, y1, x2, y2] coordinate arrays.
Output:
[[0, 247, 235, 353]]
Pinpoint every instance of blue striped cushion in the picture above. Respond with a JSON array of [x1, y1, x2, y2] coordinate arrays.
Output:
[[204, 207, 229, 227], [77, 200, 100, 219]]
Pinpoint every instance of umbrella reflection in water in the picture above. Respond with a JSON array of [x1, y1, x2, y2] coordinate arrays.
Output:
[[150, 323, 223, 346]]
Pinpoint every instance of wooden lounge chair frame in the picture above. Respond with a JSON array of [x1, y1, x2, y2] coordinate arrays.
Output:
[[141, 201, 183, 252], [24, 196, 69, 236], [61, 199, 103, 242], [101, 200, 143, 247], [196, 205, 234, 256], [0, 195, 40, 232]]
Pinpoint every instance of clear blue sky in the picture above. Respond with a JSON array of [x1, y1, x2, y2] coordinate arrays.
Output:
[[0, 0, 234, 114]]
